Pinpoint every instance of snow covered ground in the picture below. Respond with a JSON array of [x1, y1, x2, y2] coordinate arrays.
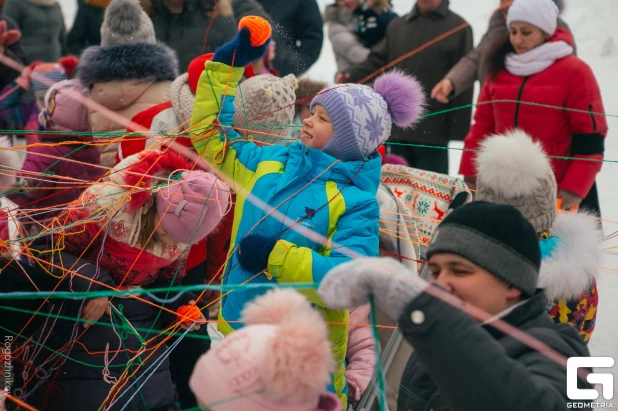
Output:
[[57, 0, 618, 403]]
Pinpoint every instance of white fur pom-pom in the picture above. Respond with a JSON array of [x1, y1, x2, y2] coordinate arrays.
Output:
[[476, 130, 553, 198]]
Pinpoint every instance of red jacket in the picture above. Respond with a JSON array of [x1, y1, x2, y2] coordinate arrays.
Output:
[[460, 32, 607, 198]]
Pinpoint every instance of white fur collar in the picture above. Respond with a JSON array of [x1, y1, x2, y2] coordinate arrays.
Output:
[[538, 212, 602, 301]]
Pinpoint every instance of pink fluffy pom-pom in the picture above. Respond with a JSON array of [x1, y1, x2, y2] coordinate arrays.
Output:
[[374, 69, 425, 128], [241, 288, 312, 326], [240, 289, 335, 402]]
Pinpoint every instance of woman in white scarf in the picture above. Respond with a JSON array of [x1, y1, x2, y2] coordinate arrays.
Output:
[[459, 0, 607, 218]]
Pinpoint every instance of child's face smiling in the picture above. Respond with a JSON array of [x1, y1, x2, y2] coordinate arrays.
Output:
[[301, 104, 334, 150]]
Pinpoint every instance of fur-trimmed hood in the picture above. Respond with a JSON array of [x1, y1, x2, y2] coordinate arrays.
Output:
[[77, 42, 179, 88], [538, 212, 602, 301]]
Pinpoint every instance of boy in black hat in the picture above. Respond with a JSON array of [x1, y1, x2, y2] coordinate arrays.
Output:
[[318, 201, 592, 411]]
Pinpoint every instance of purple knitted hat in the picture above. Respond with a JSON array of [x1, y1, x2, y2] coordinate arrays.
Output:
[[156, 171, 231, 245], [310, 70, 425, 161]]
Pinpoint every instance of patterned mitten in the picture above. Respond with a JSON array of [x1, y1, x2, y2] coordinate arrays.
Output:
[[213, 17, 271, 67], [238, 234, 278, 274], [318, 257, 428, 320]]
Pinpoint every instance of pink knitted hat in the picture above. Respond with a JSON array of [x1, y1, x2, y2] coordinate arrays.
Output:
[[156, 170, 231, 245], [39, 79, 91, 133], [189, 289, 341, 411]]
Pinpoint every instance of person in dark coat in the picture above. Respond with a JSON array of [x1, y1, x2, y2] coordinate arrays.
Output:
[[67, 0, 106, 56], [0, 16, 27, 90], [319, 201, 593, 411], [256, 0, 323, 76], [431, 0, 572, 104], [337, 0, 474, 174], [2, 0, 68, 63], [143, 0, 237, 71]]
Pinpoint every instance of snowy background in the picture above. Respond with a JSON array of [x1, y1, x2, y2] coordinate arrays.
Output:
[[56, 0, 618, 403]]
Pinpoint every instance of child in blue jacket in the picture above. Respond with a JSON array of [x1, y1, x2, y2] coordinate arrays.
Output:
[[190, 17, 424, 406]]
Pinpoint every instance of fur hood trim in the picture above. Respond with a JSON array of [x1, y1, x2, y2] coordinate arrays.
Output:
[[476, 130, 554, 198], [324, 5, 339, 23], [77, 42, 179, 88], [538, 212, 602, 301]]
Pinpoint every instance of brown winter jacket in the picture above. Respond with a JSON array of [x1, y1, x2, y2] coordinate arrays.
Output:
[[77, 42, 179, 168], [445, 8, 576, 99], [347, 0, 474, 144]]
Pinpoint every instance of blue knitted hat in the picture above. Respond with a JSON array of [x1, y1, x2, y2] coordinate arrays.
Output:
[[310, 70, 425, 161]]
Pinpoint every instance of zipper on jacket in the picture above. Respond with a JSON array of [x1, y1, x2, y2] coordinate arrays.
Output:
[[589, 104, 597, 131], [513, 76, 530, 128]]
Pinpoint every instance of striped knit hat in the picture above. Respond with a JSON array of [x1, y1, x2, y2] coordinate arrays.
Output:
[[31, 63, 69, 92]]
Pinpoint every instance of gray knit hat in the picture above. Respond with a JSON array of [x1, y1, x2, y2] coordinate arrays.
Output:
[[427, 201, 541, 296], [475, 130, 556, 232], [100, 0, 156, 46], [233, 74, 298, 145]]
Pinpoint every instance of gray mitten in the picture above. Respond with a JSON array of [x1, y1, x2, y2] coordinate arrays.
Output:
[[318, 257, 428, 320]]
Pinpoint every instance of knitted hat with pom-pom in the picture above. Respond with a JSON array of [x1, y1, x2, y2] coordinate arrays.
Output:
[[311, 70, 425, 161], [100, 0, 156, 46], [189, 289, 341, 411], [474, 130, 557, 232], [31, 56, 79, 92], [232, 74, 298, 144]]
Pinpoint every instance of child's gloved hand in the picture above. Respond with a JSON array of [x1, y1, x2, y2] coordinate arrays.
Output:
[[238, 234, 278, 274], [213, 16, 272, 67], [318, 257, 428, 321]]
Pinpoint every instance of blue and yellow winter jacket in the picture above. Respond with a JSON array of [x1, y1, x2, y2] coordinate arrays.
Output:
[[191, 61, 381, 405]]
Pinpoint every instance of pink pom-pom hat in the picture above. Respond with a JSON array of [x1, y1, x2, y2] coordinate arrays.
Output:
[[189, 289, 342, 411]]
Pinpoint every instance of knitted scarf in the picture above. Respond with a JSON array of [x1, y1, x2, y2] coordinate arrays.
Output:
[[505, 41, 573, 77]]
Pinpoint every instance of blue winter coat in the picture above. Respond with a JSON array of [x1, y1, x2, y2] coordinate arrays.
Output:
[[191, 61, 381, 406]]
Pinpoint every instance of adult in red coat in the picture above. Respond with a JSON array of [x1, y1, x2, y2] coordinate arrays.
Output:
[[459, 0, 607, 215]]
